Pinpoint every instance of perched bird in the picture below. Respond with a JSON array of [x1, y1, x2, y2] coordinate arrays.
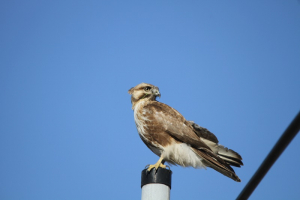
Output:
[[128, 83, 243, 182]]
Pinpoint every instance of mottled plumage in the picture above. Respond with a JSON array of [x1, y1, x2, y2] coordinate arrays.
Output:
[[128, 83, 243, 182]]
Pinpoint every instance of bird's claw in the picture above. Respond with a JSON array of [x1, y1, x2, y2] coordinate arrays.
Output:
[[146, 163, 167, 174]]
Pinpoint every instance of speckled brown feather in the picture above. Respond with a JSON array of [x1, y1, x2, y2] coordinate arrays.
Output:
[[143, 101, 241, 181], [144, 102, 212, 150], [129, 83, 242, 182]]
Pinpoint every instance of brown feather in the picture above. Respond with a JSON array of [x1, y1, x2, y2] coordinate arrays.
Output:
[[193, 148, 241, 182], [144, 102, 211, 149], [129, 83, 243, 182], [189, 121, 219, 143]]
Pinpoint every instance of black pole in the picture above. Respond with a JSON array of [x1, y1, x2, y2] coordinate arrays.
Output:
[[237, 111, 300, 200], [141, 168, 172, 189]]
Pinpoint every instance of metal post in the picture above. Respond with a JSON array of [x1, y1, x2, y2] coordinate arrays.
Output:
[[141, 168, 172, 200]]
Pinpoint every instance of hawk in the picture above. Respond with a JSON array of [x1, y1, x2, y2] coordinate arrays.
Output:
[[128, 83, 243, 182]]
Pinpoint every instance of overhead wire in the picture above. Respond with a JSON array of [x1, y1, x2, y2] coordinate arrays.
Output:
[[237, 111, 300, 200]]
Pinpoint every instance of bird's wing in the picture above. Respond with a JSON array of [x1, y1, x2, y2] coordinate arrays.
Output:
[[145, 101, 212, 150], [188, 121, 219, 143], [145, 101, 242, 182]]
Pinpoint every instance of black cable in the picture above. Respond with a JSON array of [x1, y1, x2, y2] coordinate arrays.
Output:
[[237, 111, 300, 200]]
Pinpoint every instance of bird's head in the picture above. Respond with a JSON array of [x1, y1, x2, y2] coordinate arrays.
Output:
[[128, 83, 161, 106]]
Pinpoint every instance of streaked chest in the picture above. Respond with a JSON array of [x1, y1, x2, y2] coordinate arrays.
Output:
[[133, 100, 151, 139]]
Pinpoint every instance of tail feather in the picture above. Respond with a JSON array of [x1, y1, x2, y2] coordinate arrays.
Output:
[[218, 155, 243, 167], [200, 138, 243, 168], [192, 148, 241, 182], [188, 121, 243, 181], [216, 146, 243, 167]]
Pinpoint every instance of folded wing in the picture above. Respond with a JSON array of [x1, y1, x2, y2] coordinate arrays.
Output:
[[146, 102, 242, 182]]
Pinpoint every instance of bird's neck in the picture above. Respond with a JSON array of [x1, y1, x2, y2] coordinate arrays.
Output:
[[132, 98, 151, 110]]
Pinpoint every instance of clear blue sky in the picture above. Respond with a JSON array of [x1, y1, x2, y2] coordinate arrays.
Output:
[[1, 1, 300, 199]]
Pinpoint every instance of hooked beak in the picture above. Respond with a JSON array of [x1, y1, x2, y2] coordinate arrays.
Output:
[[152, 88, 161, 98]]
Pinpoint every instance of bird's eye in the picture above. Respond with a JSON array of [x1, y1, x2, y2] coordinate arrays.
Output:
[[144, 86, 151, 91]]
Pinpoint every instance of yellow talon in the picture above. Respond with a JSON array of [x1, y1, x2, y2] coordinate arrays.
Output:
[[147, 156, 166, 172], [147, 163, 166, 171]]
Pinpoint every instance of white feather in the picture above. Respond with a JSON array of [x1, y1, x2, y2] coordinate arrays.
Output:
[[162, 143, 206, 169], [133, 100, 148, 138]]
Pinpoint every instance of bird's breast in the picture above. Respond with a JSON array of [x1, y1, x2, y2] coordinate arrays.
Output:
[[133, 100, 151, 140], [133, 100, 176, 156]]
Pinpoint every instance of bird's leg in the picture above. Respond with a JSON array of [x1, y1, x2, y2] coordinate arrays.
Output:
[[147, 156, 166, 172]]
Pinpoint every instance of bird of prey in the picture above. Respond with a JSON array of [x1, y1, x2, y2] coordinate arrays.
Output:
[[128, 83, 243, 182]]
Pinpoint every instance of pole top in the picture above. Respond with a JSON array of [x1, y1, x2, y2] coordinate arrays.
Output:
[[141, 168, 172, 189]]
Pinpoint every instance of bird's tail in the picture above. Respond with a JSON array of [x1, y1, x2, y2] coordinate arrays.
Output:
[[216, 145, 243, 167], [200, 138, 243, 168], [192, 148, 241, 182]]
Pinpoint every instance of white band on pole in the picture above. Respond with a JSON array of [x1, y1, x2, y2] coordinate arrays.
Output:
[[142, 183, 170, 200]]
